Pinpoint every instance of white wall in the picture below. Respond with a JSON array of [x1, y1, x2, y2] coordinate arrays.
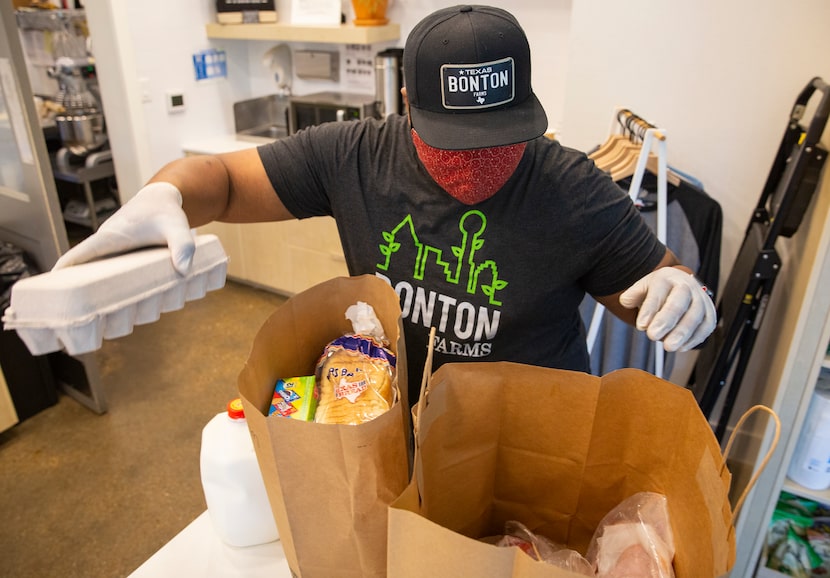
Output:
[[82, 1, 152, 199], [560, 0, 830, 290]]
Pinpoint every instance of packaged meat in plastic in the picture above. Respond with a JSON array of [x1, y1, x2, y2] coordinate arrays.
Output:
[[586, 492, 676, 578], [495, 521, 593, 575], [313, 301, 397, 425]]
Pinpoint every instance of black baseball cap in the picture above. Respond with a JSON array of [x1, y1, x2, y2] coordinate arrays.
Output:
[[403, 5, 548, 150]]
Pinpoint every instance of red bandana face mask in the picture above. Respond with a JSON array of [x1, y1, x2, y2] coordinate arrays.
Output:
[[411, 129, 526, 205]]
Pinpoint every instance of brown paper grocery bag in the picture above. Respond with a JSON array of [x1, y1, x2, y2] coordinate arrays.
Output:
[[388, 362, 736, 578], [238, 275, 409, 578]]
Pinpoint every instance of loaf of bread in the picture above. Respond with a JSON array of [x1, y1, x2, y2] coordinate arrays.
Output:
[[313, 334, 396, 425]]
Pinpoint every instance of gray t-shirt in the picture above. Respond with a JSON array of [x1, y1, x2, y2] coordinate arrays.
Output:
[[258, 114, 665, 403]]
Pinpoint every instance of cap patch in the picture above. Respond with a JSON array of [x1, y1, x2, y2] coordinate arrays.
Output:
[[440, 57, 515, 110]]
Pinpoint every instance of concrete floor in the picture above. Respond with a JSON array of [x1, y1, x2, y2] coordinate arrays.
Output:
[[0, 281, 287, 578]]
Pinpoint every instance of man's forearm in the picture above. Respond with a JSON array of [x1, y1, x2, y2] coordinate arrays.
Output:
[[148, 155, 232, 228]]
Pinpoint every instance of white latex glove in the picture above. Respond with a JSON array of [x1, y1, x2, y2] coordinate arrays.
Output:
[[53, 182, 195, 275], [619, 267, 717, 352]]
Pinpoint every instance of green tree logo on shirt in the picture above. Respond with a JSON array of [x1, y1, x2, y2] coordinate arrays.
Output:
[[377, 209, 508, 306]]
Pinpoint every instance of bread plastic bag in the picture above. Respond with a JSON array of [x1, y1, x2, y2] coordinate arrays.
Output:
[[345, 301, 388, 343], [495, 521, 593, 575], [313, 301, 397, 425], [586, 492, 676, 578]]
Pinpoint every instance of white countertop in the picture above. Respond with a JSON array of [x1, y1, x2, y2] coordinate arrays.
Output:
[[128, 511, 292, 578], [181, 136, 264, 156]]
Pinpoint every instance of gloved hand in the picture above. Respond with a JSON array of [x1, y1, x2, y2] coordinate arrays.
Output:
[[53, 182, 195, 275], [619, 267, 717, 352]]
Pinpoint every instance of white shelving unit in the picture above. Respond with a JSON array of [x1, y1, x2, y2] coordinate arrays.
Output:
[[752, 360, 830, 578], [756, 402, 830, 574], [731, 163, 830, 576], [781, 362, 830, 501]]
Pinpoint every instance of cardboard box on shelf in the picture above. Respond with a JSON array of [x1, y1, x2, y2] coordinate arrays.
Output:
[[215, 0, 276, 23]]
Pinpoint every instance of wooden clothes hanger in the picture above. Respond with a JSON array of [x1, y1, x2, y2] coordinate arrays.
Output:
[[588, 107, 680, 186], [611, 146, 681, 187], [606, 113, 681, 186], [598, 141, 640, 173], [589, 108, 637, 167], [607, 111, 648, 172], [589, 133, 628, 162]]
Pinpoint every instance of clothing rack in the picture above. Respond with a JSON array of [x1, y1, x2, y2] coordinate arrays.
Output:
[[587, 108, 668, 378]]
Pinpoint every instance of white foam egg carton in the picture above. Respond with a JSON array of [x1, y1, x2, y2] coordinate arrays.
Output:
[[2, 234, 228, 356]]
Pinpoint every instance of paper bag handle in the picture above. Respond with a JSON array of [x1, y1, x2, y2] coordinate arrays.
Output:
[[722, 404, 781, 519], [413, 326, 437, 444], [410, 326, 438, 485]]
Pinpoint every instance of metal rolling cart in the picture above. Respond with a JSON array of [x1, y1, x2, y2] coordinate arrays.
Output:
[[689, 76, 830, 441], [17, 7, 118, 233], [51, 148, 117, 231]]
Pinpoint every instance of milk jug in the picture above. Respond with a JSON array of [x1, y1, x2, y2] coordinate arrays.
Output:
[[200, 398, 279, 547]]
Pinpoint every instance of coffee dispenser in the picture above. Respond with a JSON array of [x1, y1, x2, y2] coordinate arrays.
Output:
[[374, 48, 404, 118]]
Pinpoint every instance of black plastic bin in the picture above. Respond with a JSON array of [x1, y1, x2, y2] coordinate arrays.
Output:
[[0, 242, 58, 422]]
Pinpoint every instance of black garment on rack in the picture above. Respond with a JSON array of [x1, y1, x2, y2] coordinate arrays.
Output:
[[580, 173, 723, 376], [629, 172, 722, 294]]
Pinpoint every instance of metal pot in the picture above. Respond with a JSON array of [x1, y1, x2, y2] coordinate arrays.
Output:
[[55, 111, 107, 154]]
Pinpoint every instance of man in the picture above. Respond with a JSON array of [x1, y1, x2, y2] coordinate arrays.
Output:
[[55, 5, 715, 404]]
